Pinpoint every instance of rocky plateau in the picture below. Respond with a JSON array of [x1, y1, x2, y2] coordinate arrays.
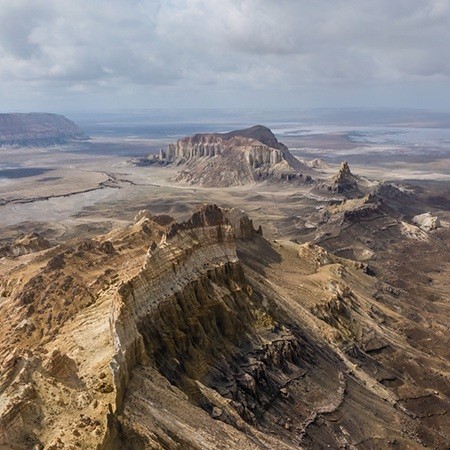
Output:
[[136, 125, 314, 187], [0, 113, 86, 147], [0, 120, 449, 450]]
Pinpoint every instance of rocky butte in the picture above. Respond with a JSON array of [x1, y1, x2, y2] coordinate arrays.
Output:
[[137, 125, 315, 187], [314, 161, 364, 197], [0, 113, 86, 146]]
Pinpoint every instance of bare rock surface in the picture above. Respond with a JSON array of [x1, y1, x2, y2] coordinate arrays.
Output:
[[137, 125, 315, 187], [306, 157, 330, 169], [0, 204, 449, 449], [0, 233, 52, 258], [314, 161, 364, 197], [412, 212, 442, 231]]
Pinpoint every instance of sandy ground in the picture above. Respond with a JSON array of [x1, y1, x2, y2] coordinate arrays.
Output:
[[1, 133, 449, 242]]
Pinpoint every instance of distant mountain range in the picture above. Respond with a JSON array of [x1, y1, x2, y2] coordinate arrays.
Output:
[[0, 113, 86, 146]]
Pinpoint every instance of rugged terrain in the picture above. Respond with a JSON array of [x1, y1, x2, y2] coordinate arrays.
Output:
[[0, 113, 86, 146], [0, 202, 449, 449], [0, 117, 449, 449], [136, 125, 314, 187]]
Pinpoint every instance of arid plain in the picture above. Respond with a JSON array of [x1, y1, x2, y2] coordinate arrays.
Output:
[[1, 118, 449, 242]]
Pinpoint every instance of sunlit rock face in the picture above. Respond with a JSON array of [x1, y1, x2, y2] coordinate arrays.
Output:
[[1, 204, 449, 449], [314, 161, 361, 196], [139, 125, 315, 187], [412, 212, 441, 231]]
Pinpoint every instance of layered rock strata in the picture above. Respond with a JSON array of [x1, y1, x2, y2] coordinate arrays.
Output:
[[0, 204, 449, 449], [138, 125, 314, 187], [0, 233, 52, 258], [314, 161, 361, 196]]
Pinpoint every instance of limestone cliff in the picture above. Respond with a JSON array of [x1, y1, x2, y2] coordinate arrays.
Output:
[[0, 205, 449, 449], [139, 125, 314, 187]]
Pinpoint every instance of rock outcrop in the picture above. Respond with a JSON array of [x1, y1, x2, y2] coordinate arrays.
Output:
[[1, 204, 449, 449], [138, 125, 314, 187], [306, 158, 329, 170], [0, 113, 86, 146], [224, 207, 263, 239], [412, 212, 441, 231], [315, 161, 360, 196], [292, 177, 446, 265], [0, 233, 52, 258]]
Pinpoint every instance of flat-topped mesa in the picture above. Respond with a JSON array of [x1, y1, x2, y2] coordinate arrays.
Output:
[[141, 125, 315, 187], [166, 125, 304, 168], [165, 125, 283, 158], [165, 134, 223, 161], [0, 113, 86, 146]]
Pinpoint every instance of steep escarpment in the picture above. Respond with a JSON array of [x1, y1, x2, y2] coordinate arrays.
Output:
[[0, 213, 171, 450], [1, 204, 449, 449], [110, 205, 240, 401], [110, 208, 342, 447], [110, 205, 310, 446], [0, 113, 86, 146], [137, 125, 314, 187], [110, 205, 450, 449]]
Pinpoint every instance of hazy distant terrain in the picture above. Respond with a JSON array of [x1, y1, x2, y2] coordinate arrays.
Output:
[[0, 113, 86, 146], [1, 108, 449, 238]]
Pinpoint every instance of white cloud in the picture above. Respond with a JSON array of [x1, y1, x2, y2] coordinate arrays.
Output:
[[0, 0, 449, 110]]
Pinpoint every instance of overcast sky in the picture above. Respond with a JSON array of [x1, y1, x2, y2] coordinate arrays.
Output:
[[1, 0, 449, 112]]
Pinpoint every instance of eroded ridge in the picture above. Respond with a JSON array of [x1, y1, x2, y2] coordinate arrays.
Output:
[[0, 204, 449, 449]]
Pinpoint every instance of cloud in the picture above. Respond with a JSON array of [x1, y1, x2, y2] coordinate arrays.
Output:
[[0, 0, 449, 110]]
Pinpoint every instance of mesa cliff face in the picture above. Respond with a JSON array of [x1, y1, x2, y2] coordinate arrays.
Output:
[[0, 113, 86, 146], [139, 125, 314, 187], [1, 205, 449, 449]]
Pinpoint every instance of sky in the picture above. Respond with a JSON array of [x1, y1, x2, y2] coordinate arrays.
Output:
[[0, 0, 449, 113]]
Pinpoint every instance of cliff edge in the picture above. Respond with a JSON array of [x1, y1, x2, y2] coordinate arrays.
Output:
[[138, 125, 315, 187]]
